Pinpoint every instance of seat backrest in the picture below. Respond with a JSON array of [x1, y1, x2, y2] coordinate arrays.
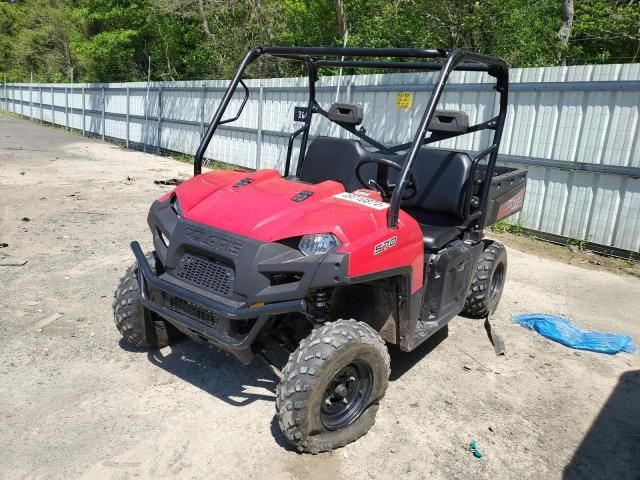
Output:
[[401, 148, 472, 223], [299, 137, 377, 192], [300, 139, 472, 224]]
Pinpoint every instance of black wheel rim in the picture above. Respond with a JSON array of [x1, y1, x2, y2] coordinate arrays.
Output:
[[320, 360, 373, 431], [490, 262, 505, 300]]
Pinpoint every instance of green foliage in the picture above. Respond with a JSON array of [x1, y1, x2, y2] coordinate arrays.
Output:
[[490, 218, 529, 237], [0, 0, 638, 83], [0, 3, 19, 76], [569, 0, 640, 64], [1, 0, 80, 82], [568, 236, 591, 252], [171, 153, 194, 164], [338, 0, 563, 68], [490, 220, 512, 234], [171, 153, 238, 171], [207, 160, 239, 171]]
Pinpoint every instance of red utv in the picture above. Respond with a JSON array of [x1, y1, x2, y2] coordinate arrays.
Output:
[[114, 47, 527, 453]]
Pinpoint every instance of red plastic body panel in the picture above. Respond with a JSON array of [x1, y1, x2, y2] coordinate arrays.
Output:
[[169, 169, 424, 293]]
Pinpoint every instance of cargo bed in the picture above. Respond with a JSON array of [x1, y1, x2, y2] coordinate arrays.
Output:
[[478, 165, 528, 228]]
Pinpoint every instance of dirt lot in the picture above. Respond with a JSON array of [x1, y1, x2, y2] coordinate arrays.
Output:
[[1, 113, 639, 480]]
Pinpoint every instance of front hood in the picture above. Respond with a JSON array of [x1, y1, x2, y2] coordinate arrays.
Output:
[[171, 169, 402, 246]]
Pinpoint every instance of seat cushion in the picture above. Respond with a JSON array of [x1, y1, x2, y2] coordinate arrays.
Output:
[[420, 224, 461, 250]]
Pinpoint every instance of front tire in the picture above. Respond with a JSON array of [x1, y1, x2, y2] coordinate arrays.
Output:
[[276, 319, 390, 453], [113, 251, 182, 349], [461, 240, 507, 318]]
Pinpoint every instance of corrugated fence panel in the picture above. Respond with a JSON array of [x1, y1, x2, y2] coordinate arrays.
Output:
[[520, 165, 547, 229], [555, 91, 583, 162], [2, 62, 639, 254], [564, 172, 595, 241], [607, 92, 639, 167], [616, 178, 640, 252], [592, 174, 624, 246], [540, 169, 571, 235]]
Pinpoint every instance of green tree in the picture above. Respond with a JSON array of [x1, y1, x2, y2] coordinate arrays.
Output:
[[2, 0, 80, 82], [74, 0, 187, 81], [0, 0, 639, 83], [569, 0, 640, 64], [0, 1, 21, 80]]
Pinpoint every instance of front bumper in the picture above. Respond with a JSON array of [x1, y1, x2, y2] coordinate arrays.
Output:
[[148, 199, 349, 306], [131, 241, 306, 363]]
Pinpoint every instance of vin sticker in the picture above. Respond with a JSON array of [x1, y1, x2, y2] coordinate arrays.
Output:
[[374, 236, 397, 255], [333, 192, 389, 210]]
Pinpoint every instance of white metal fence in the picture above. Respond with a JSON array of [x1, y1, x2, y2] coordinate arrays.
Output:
[[2, 63, 640, 255]]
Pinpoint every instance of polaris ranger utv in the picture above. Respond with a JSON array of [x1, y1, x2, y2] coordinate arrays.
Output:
[[114, 47, 527, 453]]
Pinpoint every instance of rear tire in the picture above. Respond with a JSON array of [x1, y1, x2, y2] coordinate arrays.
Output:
[[276, 319, 390, 453], [113, 251, 182, 349], [461, 240, 507, 318]]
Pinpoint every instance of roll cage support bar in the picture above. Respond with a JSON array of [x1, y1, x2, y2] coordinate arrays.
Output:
[[193, 46, 508, 230]]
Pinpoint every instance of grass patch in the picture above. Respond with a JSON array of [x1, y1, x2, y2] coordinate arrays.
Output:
[[567, 236, 591, 252], [171, 153, 194, 164], [625, 253, 637, 266], [490, 219, 529, 237], [170, 153, 239, 171], [1, 110, 23, 120], [490, 220, 511, 234], [493, 219, 599, 256], [206, 159, 239, 170]]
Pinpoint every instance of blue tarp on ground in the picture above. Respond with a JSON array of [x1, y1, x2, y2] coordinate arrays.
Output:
[[512, 313, 637, 355]]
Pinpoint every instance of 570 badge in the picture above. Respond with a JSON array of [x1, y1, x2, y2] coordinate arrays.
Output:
[[373, 236, 397, 255]]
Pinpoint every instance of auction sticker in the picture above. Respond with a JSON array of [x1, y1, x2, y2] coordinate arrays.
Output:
[[333, 192, 389, 210]]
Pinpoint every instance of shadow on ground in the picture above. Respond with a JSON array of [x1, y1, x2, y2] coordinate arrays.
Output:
[[389, 325, 448, 380], [143, 338, 278, 407], [129, 325, 449, 404], [563, 369, 640, 480], [121, 325, 448, 449]]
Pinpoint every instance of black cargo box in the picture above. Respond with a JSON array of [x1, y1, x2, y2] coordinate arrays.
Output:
[[479, 165, 528, 228]]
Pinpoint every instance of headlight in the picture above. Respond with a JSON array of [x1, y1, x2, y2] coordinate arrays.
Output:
[[298, 233, 339, 256]]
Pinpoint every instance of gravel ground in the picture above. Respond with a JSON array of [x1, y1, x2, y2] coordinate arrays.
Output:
[[1, 113, 639, 480]]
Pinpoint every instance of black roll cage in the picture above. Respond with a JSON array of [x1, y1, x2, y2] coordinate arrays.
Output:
[[194, 46, 509, 229]]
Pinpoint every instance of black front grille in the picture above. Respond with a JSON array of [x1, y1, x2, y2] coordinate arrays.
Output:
[[174, 253, 235, 296], [167, 295, 218, 327]]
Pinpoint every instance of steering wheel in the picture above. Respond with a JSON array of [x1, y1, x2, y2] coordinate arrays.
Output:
[[355, 157, 419, 200]]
